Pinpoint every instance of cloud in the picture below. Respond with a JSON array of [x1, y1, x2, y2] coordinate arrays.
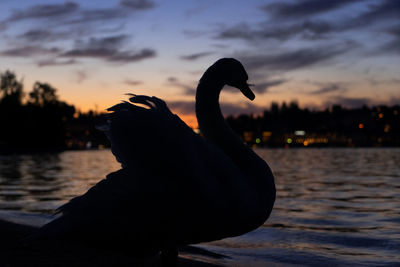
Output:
[[106, 49, 156, 63], [65, 8, 127, 24], [310, 83, 347, 94], [237, 43, 356, 72], [61, 35, 156, 63], [180, 52, 214, 61], [182, 30, 208, 38], [120, 0, 155, 10], [123, 79, 143, 86], [380, 25, 400, 54], [62, 47, 156, 63], [167, 100, 263, 116], [5, 1, 154, 27], [8, 2, 79, 21], [75, 70, 88, 83], [353, 0, 400, 25], [0, 21, 7, 32], [37, 58, 77, 67], [75, 35, 129, 50], [325, 96, 370, 108], [17, 29, 73, 42], [166, 77, 196, 95], [262, 0, 364, 19], [252, 79, 287, 94], [1, 45, 60, 57], [216, 20, 336, 42]]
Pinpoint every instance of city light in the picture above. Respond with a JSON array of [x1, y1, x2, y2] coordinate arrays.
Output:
[[294, 130, 306, 136]]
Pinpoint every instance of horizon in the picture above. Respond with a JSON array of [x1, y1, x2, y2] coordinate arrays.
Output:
[[0, 0, 399, 127]]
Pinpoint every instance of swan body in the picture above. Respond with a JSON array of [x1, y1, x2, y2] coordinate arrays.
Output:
[[27, 58, 276, 264]]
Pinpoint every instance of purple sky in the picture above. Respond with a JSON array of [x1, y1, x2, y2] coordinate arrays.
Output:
[[0, 0, 399, 125]]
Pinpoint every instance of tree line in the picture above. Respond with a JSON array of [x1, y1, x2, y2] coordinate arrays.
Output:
[[1, 70, 399, 152], [226, 101, 400, 147], [0, 70, 106, 153]]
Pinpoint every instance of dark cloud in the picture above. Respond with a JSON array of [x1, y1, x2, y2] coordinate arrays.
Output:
[[237, 43, 356, 72], [252, 79, 287, 94], [167, 100, 263, 116], [166, 77, 196, 95], [65, 8, 127, 24], [167, 77, 178, 83], [167, 100, 195, 115], [311, 83, 346, 94], [5, 1, 154, 26], [180, 52, 214, 61], [123, 79, 143, 86], [107, 49, 156, 63], [37, 58, 77, 67], [1, 46, 60, 57], [380, 25, 400, 54], [8, 2, 79, 21], [75, 70, 88, 83], [18, 29, 72, 42], [0, 21, 7, 31], [216, 23, 255, 40], [262, 0, 364, 19], [62, 47, 155, 63], [60, 35, 155, 63], [182, 30, 208, 38], [223, 78, 286, 95], [325, 96, 370, 108], [354, 0, 400, 25], [381, 38, 400, 54], [74, 35, 129, 50], [120, 0, 155, 10], [220, 102, 264, 115], [216, 20, 336, 42]]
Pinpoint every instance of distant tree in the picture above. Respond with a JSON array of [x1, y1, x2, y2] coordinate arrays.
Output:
[[0, 70, 24, 106], [29, 82, 58, 106], [270, 102, 279, 115]]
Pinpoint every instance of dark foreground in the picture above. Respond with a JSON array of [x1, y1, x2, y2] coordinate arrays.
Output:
[[0, 220, 222, 267]]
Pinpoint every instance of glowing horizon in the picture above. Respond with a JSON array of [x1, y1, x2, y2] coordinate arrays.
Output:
[[0, 0, 399, 128]]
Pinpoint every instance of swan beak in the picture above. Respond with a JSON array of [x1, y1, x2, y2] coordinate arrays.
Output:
[[239, 83, 255, 101]]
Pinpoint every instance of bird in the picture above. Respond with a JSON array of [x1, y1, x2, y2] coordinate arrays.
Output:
[[24, 58, 276, 266]]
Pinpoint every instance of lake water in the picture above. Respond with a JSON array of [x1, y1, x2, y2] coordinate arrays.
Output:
[[0, 148, 399, 266]]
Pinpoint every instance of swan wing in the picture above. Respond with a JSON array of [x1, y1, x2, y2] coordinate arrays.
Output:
[[99, 95, 196, 169], [36, 95, 249, 246]]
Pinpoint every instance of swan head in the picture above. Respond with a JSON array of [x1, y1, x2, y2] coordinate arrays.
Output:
[[213, 58, 255, 101]]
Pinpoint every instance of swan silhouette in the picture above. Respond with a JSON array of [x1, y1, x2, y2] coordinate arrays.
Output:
[[27, 58, 276, 265]]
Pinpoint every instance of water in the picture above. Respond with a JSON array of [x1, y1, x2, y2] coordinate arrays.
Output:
[[0, 149, 399, 266]]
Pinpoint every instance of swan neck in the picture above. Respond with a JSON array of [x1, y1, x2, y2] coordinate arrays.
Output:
[[195, 70, 252, 167], [195, 68, 276, 229]]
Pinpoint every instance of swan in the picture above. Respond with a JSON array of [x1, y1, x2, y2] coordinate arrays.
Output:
[[25, 58, 276, 265]]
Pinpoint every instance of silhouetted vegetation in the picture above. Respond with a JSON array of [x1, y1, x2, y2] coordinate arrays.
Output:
[[0, 70, 108, 153], [1, 70, 399, 153], [227, 101, 400, 147]]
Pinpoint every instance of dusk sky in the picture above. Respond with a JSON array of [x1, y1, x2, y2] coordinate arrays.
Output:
[[0, 0, 399, 126]]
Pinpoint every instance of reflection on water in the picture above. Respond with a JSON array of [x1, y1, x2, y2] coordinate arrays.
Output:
[[0, 150, 120, 213], [1, 148, 399, 266]]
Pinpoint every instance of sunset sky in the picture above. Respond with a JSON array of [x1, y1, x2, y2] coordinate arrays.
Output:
[[0, 0, 399, 126]]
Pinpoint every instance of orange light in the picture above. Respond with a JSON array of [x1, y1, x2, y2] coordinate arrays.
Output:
[[379, 113, 384, 119], [359, 123, 364, 129], [303, 140, 309, 146]]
